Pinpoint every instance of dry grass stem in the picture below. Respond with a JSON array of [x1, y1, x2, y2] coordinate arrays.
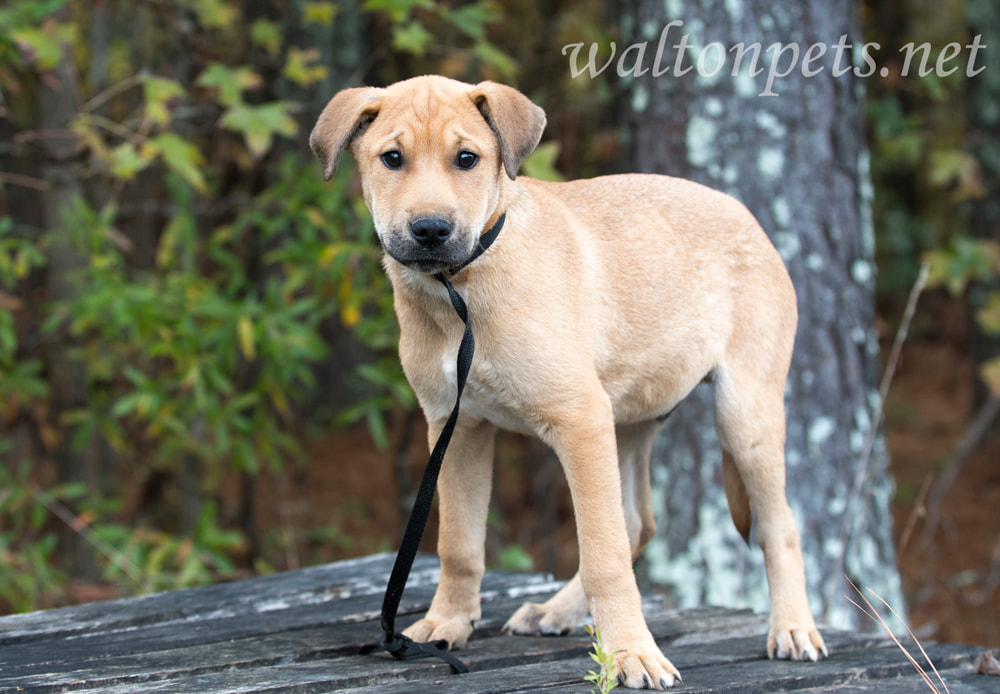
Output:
[[831, 262, 929, 609], [846, 576, 951, 694], [29, 485, 143, 584], [897, 473, 933, 557]]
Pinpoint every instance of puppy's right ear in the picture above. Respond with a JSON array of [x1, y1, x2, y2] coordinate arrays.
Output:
[[309, 87, 384, 181]]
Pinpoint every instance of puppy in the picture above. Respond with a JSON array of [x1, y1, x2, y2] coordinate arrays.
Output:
[[310, 75, 826, 689]]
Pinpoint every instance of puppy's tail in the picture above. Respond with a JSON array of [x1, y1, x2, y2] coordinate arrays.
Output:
[[722, 451, 752, 545]]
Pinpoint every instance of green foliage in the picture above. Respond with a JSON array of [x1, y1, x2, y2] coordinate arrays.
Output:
[[498, 544, 534, 572], [0, 218, 48, 410], [220, 102, 299, 160], [0, 455, 73, 612], [197, 63, 263, 109], [925, 237, 1000, 296], [0, 0, 526, 613], [864, 0, 999, 401], [98, 502, 244, 593], [2, 2, 74, 71], [364, 0, 515, 77], [925, 237, 1000, 394], [864, 2, 980, 299], [302, 2, 338, 26], [522, 143, 567, 182], [584, 623, 619, 693]]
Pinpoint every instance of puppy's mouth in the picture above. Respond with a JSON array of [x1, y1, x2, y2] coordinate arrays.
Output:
[[382, 237, 476, 274]]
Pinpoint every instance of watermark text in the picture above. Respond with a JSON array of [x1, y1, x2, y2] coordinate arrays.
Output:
[[562, 21, 987, 96]]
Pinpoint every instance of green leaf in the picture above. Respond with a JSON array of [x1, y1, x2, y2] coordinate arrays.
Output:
[[179, 0, 237, 29], [303, 2, 338, 25], [976, 292, 1000, 336], [363, 0, 434, 23], [197, 63, 262, 108], [144, 134, 207, 193], [365, 405, 389, 450], [237, 315, 256, 360], [11, 22, 75, 70], [522, 142, 564, 182], [282, 47, 328, 88], [924, 238, 1000, 295], [498, 544, 534, 572], [250, 18, 282, 55], [141, 76, 185, 125], [156, 210, 196, 269], [473, 40, 517, 77], [220, 102, 298, 159], [111, 391, 146, 418], [442, 3, 497, 40], [392, 21, 433, 56], [982, 357, 1000, 397], [109, 142, 154, 181]]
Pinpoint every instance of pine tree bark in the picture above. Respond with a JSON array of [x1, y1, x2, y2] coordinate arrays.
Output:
[[618, 0, 905, 629]]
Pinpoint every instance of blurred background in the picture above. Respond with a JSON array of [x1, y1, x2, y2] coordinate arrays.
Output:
[[0, 0, 996, 649]]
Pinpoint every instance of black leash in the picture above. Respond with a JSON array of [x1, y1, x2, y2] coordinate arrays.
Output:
[[360, 213, 506, 674]]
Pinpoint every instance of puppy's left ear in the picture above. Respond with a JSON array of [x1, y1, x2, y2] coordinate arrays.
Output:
[[469, 81, 546, 180], [310, 86, 384, 181]]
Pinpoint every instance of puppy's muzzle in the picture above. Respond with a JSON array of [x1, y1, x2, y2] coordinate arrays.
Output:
[[410, 217, 453, 250]]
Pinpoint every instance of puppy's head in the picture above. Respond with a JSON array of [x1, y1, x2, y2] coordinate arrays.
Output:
[[310, 76, 546, 274]]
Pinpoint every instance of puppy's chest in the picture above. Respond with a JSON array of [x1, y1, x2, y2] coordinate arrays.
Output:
[[427, 350, 537, 436]]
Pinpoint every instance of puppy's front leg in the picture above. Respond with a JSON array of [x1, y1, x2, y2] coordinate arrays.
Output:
[[403, 414, 495, 649], [546, 394, 680, 690]]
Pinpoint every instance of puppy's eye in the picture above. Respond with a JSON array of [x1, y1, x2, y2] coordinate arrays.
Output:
[[381, 151, 403, 170], [456, 151, 479, 170]]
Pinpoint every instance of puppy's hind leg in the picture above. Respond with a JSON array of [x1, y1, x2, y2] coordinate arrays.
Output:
[[502, 421, 660, 637], [713, 361, 828, 662]]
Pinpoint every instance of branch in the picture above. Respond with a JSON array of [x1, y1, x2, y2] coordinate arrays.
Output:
[[0, 171, 50, 191], [921, 393, 1000, 547], [837, 262, 929, 571], [80, 73, 143, 114], [29, 485, 143, 584]]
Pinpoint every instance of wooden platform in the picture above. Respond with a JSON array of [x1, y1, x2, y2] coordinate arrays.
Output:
[[0, 553, 994, 693]]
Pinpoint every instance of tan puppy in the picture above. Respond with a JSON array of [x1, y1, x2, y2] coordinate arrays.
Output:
[[310, 75, 827, 689]]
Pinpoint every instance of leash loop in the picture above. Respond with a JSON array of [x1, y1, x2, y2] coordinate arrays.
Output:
[[360, 213, 505, 675]]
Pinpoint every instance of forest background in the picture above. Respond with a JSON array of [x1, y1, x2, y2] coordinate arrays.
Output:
[[0, 0, 997, 648]]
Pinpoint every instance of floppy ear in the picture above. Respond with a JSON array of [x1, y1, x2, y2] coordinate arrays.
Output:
[[309, 87, 384, 181], [468, 81, 547, 180]]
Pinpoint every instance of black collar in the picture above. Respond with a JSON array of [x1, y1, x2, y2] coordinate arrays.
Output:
[[435, 212, 506, 280]]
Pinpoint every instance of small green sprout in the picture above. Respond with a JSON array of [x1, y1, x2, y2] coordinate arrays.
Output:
[[584, 622, 619, 694]]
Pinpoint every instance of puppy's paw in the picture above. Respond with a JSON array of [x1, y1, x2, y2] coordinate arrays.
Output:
[[502, 601, 580, 636], [612, 644, 682, 689], [402, 615, 475, 650], [767, 624, 828, 662]]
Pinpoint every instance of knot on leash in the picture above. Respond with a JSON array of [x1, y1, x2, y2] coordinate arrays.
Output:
[[361, 630, 470, 674]]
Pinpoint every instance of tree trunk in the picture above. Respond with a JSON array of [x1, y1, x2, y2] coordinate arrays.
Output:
[[618, 0, 905, 629], [39, 27, 98, 581]]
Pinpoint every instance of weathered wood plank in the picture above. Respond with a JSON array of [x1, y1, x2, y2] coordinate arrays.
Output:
[[0, 553, 428, 644], [0, 597, 762, 692], [0, 601, 750, 692], [0, 555, 994, 694], [13, 632, 981, 694], [0, 575, 563, 691], [1, 553, 557, 645], [795, 676, 995, 694]]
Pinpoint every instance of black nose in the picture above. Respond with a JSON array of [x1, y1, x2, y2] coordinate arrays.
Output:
[[409, 217, 453, 249]]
